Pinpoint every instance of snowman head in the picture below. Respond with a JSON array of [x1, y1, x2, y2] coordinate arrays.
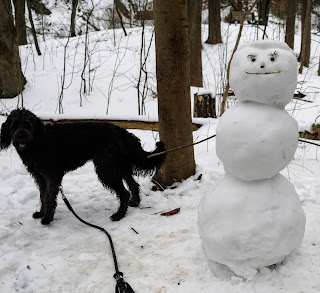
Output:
[[229, 40, 297, 108]]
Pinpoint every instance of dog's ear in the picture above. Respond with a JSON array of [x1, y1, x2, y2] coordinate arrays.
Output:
[[0, 118, 12, 150]]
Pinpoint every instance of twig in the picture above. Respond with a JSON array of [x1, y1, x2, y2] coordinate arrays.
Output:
[[131, 227, 139, 234], [220, 0, 260, 115]]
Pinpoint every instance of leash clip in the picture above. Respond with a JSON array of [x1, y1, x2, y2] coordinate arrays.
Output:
[[114, 272, 124, 281], [59, 187, 66, 200]]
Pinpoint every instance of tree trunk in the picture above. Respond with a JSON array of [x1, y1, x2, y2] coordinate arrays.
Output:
[[188, 0, 203, 87], [285, 0, 296, 50], [318, 55, 320, 76], [257, 0, 270, 25], [153, 0, 196, 187], [206, 0, 222, 44], [26, 0, 41, 55], [299, 0, 312, 73], [13, 0, 27, 45], [70, 0, 79, 37], [298, 0, 307, 61], [0, 0, 26, 98], [194, 93, 216, 118]]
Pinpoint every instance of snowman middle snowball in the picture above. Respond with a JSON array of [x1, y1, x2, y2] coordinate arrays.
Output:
[[216, 102, 298, 181]]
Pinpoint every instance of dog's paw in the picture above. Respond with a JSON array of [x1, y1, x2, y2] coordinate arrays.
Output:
[[41, 218, 52, 225], [110, 212, 125, 221], [33, 211, 44, 219], [128, 199, 140, 207]]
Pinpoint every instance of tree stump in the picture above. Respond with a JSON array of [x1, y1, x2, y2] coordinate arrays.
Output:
[[193, 93, 216, 118]]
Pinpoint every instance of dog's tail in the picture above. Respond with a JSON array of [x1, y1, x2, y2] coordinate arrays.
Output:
[[133, 141, 166, 176]]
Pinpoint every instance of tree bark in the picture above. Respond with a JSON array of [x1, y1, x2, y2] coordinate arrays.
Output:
[[13, 0, 27, 45], [257, 0, 270, 25], [299, 0, 312, 73], [298, 0, 307, 61], [0, 0, 26, 98], [206, 0, 222, 44], [194, 93, 216, 118], [188, 0, 203, 87], [285, 0, 297, 50], [70, 0, 79, 37], [153, 0, 196, 187]]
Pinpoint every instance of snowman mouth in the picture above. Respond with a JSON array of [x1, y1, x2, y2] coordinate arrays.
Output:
[[244, 70, 281, 75]]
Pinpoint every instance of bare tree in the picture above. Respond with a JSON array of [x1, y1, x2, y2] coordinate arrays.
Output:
[[27, 0, 41, 55], [285, 0, 297, 50], [188, 0, 203, 87], [206, 0, 222, 45], [298, 0, 307, 61], [70, 0, 79, 37], [13, 0, 28, 45], [0, 0, 26, 99], [153, 0, 196, 187], [257, 0, 271, 25], [299, 0, 312, 73]]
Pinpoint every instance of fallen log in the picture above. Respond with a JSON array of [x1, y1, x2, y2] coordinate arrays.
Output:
[[41, 119, 202, 132]]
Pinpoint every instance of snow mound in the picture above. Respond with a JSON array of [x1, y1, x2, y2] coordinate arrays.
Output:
[[198, 173, 306, 279]]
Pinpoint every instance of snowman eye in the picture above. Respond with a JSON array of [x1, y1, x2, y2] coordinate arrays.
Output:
[[270, 51, 278, 62], [248, 54, 257, 62]]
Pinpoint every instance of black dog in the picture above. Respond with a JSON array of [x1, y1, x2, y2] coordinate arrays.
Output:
[[0, 109, 165, 225]]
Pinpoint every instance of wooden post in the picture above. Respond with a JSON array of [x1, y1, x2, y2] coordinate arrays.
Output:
[[194, 93, 216, 118]]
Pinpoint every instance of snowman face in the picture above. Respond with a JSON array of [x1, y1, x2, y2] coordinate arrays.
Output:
[[229, 41, 297, 108]]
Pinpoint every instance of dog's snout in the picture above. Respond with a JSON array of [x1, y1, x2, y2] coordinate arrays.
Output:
[[15, 129, 28, 140]]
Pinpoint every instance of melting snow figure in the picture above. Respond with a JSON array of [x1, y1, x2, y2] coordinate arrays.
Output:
[[198, 40, 306, 279]]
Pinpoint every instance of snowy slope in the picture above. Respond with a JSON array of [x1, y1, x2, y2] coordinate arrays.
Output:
[[1, 18, 320, 293]]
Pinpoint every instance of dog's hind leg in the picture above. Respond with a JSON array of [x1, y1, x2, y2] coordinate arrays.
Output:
[[124, 175, 141, 207], [93, 155, 130, 221], [99, 176, 130, 221]]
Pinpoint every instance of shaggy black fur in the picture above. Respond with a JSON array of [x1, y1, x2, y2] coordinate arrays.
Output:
[[0, 109, 166, 225]]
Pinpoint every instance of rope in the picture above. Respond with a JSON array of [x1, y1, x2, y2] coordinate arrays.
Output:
[[147, 134, 216, 158], [59, 187, 135, 293]]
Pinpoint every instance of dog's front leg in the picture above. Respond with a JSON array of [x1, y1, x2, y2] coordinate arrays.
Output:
[[32, 173, 47, 219], [40, 176, 62, 225]]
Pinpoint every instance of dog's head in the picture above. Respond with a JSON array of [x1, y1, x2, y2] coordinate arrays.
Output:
[[0, 109, 44, 152]]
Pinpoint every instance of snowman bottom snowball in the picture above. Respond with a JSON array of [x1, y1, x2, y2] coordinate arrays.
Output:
[[197, 173, 306, 279]]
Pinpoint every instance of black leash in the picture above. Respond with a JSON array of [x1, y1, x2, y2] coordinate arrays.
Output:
[[59, 187, 135, 293], [147, 134, 217, 158]]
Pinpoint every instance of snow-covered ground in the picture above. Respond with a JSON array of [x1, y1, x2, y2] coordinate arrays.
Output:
[[1, 12, 320, 293]]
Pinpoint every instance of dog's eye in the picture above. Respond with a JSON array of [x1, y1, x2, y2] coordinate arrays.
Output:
[[11, 121, 19, 129]]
